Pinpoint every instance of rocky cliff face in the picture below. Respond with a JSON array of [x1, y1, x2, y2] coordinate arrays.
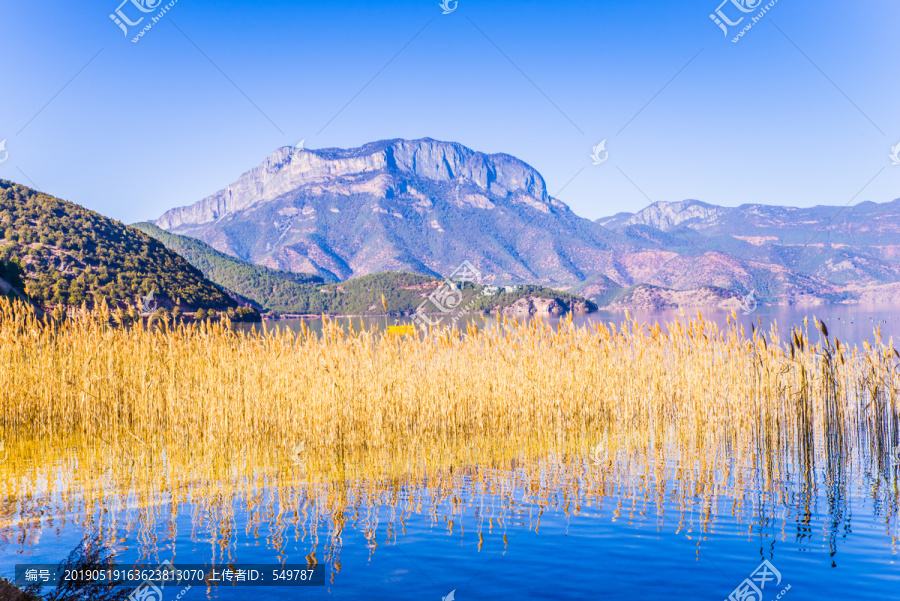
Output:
[[153, 139, 900, 309], [604, 285, 744, 311], [156, 139, 563, 230], [499, 296, 594, 316], [154, 138, 607, 285]]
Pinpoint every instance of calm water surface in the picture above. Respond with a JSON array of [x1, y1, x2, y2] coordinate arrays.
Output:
[[3, 450, 898, 600], [3, 305, 899, 600], [248, 303, 900, 347]]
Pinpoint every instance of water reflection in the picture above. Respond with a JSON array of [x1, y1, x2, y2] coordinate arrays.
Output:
[[241, 303, 900, 347], [3, 304, 900, 598], [1, 425, 898, 577]]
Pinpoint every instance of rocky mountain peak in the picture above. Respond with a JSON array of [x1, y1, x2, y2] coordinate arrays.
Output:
[[154, 138, 554, 230], [599, 200, 727, 232], [146, 137, 900, 307]]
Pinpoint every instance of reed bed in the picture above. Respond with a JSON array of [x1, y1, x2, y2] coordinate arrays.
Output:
[[0, 297, 899, 564], [2, 298, 898, 463]]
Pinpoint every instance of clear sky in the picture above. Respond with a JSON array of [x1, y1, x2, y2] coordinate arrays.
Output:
[[1, 0, 898, 224]]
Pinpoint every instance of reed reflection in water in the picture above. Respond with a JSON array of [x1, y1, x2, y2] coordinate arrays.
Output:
[[0, 298, 899, 597]]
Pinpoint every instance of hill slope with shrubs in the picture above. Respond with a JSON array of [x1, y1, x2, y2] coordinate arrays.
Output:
[[0, 180, 236, 311]]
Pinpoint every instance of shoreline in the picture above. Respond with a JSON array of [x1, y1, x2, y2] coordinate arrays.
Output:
[[257, 300, 900, 321]]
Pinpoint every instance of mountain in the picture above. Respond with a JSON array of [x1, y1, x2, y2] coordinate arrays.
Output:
[[133, 221, 595, 315], [310, 272, 595, 317], [599, 200, 728, 232], [0, 180, 236, 312], [154, 138, 618, 287], [598, 199, 900, 293], [599, 198, 900, 241], [151, 139, 900, 309]]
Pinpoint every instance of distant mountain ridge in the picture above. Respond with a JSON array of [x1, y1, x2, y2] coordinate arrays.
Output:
[[153, 138, 900, 308], [599, 198, 900, 244], [599, 200, 729, 232], [599, 199, 900, 289]]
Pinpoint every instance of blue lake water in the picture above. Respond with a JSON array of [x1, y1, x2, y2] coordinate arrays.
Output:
[[253, 302, 900, 347], [3, 304, 900, 600], [4, 455, 898, 600]]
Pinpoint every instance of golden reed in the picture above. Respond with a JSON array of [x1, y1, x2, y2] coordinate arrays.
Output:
[[0, 297, 898, 564]]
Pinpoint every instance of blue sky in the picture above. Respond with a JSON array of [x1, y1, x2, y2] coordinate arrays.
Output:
[[0, 0, 898, 224]]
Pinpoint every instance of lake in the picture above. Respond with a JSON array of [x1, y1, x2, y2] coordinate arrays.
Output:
[[2, 304, 899, 600], [249, 302, 900, 347]]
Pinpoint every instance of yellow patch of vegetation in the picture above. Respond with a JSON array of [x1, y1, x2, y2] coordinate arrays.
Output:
[[1, 297, 898, 459], [387, 324, 416, 337], [0, 297, 898, 561]]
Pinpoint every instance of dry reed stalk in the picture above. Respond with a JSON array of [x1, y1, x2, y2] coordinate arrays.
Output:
[[1, 297, 899, 561]]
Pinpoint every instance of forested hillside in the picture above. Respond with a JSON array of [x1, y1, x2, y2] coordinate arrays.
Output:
[[0, 179, 596, 318], [132, 222, 328, 311], [0, 180, 236, 311], [135, 223, 596, 316]]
